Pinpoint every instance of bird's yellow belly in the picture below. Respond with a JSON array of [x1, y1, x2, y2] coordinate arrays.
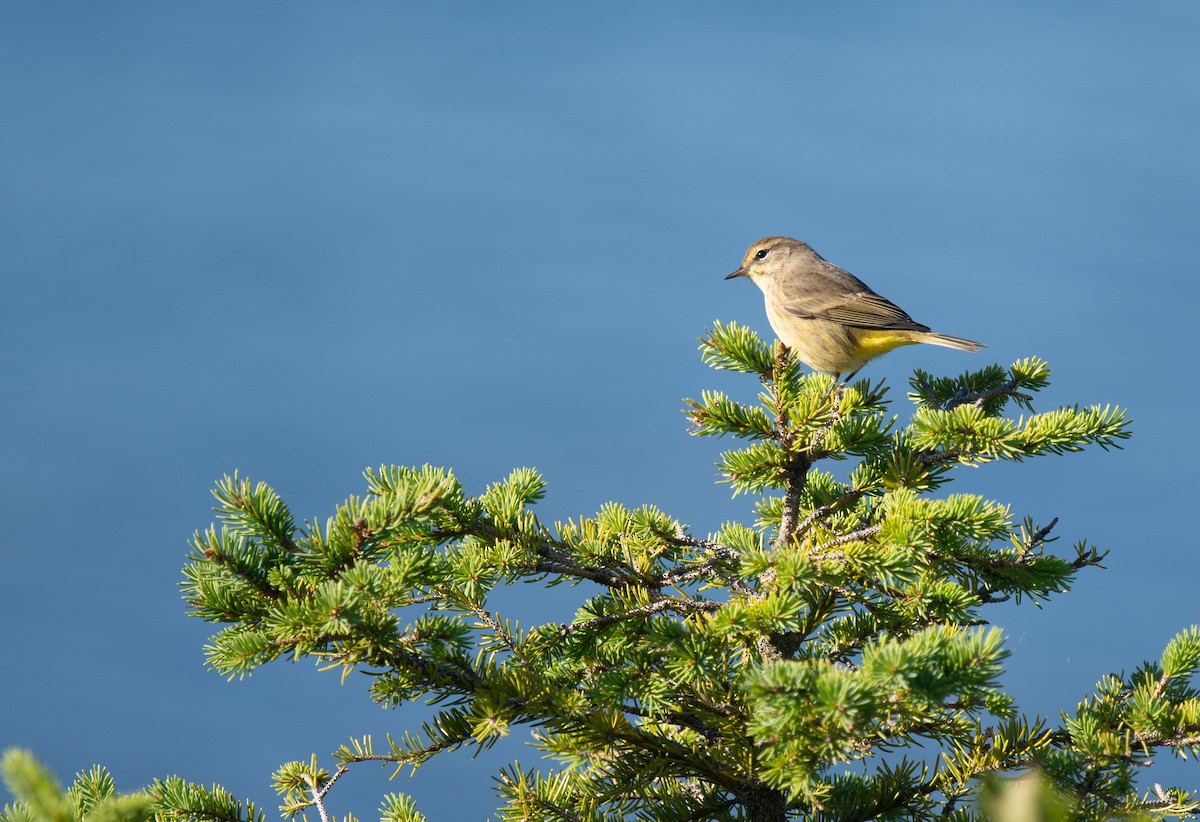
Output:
[[767, 308, 918, 374]]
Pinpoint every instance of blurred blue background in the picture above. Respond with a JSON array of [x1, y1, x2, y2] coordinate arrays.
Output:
[[3, 3, 1198, 818]]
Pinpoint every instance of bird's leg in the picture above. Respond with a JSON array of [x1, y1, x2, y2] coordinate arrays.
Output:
[[829, 372, 844, 418], [832, 368, 862, 416]]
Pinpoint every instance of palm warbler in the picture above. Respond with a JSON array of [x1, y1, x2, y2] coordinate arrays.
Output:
[[726, 236, 984, 379]]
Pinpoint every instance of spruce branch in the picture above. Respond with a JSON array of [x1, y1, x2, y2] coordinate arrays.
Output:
[[168, 321, 1198, 822], [1020, 516, 1059, 559], [560, 597, 720, 637], [942, 378, 1034, 413], [469, 604, 527, 665], [808, 523, 884, 557], [299, 767, 348, 822], [662, 534, 756, 595], [793, 487, 868, 542], [772, 453, 811, 552]]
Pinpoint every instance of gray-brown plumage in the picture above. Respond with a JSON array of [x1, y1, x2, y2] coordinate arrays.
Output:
[[726, 236, 984, 377]]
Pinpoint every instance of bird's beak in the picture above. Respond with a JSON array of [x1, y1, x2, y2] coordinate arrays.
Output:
[[725, 266, 748, 280]]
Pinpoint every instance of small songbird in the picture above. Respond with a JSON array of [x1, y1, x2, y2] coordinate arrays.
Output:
[[726, 236, 984, 380]]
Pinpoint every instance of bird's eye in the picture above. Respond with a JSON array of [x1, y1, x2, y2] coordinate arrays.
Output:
[[754, 248, 769, 260]]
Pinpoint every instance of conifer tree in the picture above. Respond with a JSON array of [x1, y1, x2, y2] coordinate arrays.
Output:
[[12, 324, 1199, 822], [0, 750, 154, 822]]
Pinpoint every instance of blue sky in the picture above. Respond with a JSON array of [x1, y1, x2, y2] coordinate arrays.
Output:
[[2, 3, 1198, 819]]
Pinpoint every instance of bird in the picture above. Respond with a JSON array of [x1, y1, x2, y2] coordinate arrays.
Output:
[[725, 236, 984, 382]]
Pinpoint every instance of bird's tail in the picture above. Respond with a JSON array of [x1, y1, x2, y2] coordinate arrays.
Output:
[[920, 332, 986, 352]]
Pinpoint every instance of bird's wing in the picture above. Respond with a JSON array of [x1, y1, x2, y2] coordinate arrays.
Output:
[[780, 290, 932, 332]]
